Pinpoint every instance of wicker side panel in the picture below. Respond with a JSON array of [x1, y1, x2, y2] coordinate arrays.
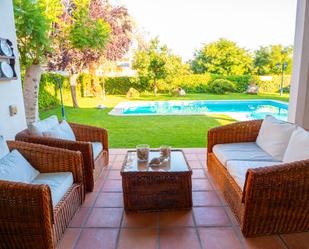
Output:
[[122, 172, 192, 212], [53, 184, 83, 245], [93, 151, 108, 181], [207, 153, 244, 224]]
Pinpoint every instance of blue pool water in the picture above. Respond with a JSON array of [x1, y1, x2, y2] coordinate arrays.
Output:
[[110, 100, 288, 121]]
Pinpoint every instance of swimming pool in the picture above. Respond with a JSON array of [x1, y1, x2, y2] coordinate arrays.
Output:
[[109, 100, 288, 121]]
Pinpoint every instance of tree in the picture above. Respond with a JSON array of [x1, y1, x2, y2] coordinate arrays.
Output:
[[191, 38, 252, 75], [48, 0, 111, 108], [48, 0, 132, 106], [253, 45, 293, 75], [14, 0, 61, 125], [134, 38, 186, 96]]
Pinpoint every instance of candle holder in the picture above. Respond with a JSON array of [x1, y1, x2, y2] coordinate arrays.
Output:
[[136, 144, 150, 162], [160, 145, 171, 160]]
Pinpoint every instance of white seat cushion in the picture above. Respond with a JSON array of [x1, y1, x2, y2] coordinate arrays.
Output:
[[226, 160, 283, 190], [256, 115, 296, 161], [92, 142, 103, 159], [0, 150, 39, 183], [0, 136, 9, 159], [283, 127, 309, 163], [30, 115, 59, 136], [213, 142, 277, 167], [43, 120, 76, 141], [31, 172, 73, 207]]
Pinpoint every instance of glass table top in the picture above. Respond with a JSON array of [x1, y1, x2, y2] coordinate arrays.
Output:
[[122, 150, 191, 173]]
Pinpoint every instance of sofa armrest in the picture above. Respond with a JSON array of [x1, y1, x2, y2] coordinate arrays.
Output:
[[7, 141, 85, 185], [0, 181, 54, 248], [207, 120, 262, 153], [69, 122, 109, 151], [241, 160, 309, 236]]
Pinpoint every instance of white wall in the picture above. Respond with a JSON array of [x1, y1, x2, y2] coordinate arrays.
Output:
[[0, 0, 27, 139], [288, 0, 309, 129]]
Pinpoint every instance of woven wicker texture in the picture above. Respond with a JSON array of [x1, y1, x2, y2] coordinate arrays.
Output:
[[0, 141, 84, 249], [207, 120, 309, 237], [15, 122, 109, 191]]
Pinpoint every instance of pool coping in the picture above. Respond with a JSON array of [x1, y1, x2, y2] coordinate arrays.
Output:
[[108, 99, 288, 117]]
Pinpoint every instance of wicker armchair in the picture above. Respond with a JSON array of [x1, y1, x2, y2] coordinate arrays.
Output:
[[0, 141, 85, 249], [15, 122, 109, 192], [207, 120, 309, 237]]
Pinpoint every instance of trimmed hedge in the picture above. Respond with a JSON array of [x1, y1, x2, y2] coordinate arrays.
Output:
[[39, 73, 70, 110]]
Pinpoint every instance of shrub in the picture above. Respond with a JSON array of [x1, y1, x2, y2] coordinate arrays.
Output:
[[208, 79, 235, 94], [211, 74, 251, 93], [39, 73, 69, 110], [103, 77, 142, 94]]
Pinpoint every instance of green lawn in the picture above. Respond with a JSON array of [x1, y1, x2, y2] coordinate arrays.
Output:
[[40, 93, 289, 148]]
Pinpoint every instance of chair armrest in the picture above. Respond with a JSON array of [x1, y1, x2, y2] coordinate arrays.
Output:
[[241, 160, 309, 236], [0, 181, 54, 248], [7, 141, 85, 185], [207, 120, 262, 153], [69, 122, 109, 151]]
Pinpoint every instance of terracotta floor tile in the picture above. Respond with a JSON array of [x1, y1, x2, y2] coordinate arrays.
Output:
[[85, 208, 123, 227], [194, 207, 231, 226], [183, 148, 206, 154], [102, 180, 123, 192], [185, 154, 199, 160], [193, 169, 206, 178], [118, 228, 158, 249], [281, 232, 309, 249], [115, 154, 126, 162], [93, 176, 105, 192], [192, 179, 213, 191], [200, 161, 207, 168], [193, 191, 221, 206], [188, 160, 203, 169], [74, 228, 118, 249], [95, 192, 124, 207], [224, 207, 239, 226], [57, 228, 81, 249], [107, 170, 122, 180], [82, 192, 98, 207], [197, 153, 207, 161], [159, 210, 194, 228], [110, 149, 128, 155], [122, 212, 158, 228], [243, 235, 287, 249], [70, 208, 91, 227], [199, 227, 243, 249], [111, 161, 124, 170], [160, 228, 201, 249]]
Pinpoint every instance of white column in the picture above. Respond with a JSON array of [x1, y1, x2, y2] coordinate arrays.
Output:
[[288, 0, 309, 129]]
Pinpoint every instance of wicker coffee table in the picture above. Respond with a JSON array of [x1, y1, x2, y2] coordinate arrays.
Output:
[[121, 149, 192, 212]]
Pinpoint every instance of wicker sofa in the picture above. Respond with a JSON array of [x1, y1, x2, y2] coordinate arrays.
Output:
[[0, 141, 85, 249], [16, 120, 109, 192], [207, 119, 309, 237]]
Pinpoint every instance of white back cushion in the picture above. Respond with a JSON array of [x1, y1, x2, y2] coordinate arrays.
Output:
[[0, 150, 39, 183], [0, 136, 9, 159], [43, 120, 76, 141], [283, 127, 309, 163], [256, 115, 296, 160], [30, 115, 59, 136]]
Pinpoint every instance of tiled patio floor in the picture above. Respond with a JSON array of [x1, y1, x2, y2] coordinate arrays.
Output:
[[57, 148, 309, 249]]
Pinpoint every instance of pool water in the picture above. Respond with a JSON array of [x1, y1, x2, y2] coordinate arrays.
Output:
[[109, 100, 288, 121]]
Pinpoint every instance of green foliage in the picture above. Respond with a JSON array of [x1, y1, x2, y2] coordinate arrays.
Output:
[[253, 45, 293, 75], [208, 79, 235, 94], [104, 77, 141, 94], [133, 38, 189, 94], [77, 73, 92, 97], [191, 39, 252, 75], [211, 74, 252, 93], [38, 73, 70, 110], [70, 1, 111, 51], [14, 0, 52, 66], [258, 75, 292, 93]]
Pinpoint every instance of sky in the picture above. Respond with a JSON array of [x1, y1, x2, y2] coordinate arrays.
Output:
[[111, 0, 297, 61]]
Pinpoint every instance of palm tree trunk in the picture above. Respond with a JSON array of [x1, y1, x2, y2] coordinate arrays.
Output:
[[70, 74, 79, 108], [23, 64, 43, 126]]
